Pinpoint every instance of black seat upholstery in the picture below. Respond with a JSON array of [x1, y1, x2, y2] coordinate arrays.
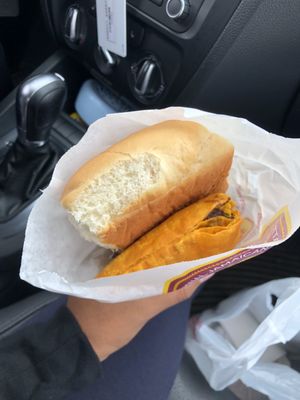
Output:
[[0, 290, 61, 339]]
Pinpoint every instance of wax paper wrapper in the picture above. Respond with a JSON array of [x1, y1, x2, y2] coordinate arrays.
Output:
[[20, 107, 300, 302]]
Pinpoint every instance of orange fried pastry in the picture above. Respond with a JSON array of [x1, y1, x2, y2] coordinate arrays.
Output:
[[97, 193, 242, 278]]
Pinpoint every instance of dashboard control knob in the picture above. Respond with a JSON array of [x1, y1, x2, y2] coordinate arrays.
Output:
[[101, 48, 117, 66], [166, 0, 190, 21], [64, 5, 82, 45], [135, 59, 157, 96], [95, 47, 119, 75], [130, 55, 165, 103]]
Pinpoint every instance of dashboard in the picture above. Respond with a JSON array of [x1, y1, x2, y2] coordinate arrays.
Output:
[[42, 0, 241, 107], [42, 0, 300, 137]]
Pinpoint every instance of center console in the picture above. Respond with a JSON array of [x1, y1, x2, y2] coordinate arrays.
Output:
[[42, 0, 242, 107]]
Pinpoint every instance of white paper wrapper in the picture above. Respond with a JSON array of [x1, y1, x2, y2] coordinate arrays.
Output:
[[20, 107, 300, 302]]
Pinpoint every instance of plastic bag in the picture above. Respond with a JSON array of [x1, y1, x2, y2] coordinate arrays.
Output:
[[20, 107, 300, 302], [185, 278, 300, 400]]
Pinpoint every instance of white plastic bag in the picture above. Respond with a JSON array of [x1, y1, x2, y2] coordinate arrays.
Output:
[[185, 278, 300, 400]]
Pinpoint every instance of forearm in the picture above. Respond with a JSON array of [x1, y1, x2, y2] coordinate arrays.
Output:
[[0, 307, 101, 400]]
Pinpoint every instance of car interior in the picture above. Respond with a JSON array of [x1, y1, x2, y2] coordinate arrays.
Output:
[[0, 0, 300, 398]]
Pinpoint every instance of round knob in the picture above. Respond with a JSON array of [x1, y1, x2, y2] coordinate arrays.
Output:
[[64, 5, 86, 46], [95, 47, 119, 75], [130, 56, 165, 104], [166, 0, 190, 21]]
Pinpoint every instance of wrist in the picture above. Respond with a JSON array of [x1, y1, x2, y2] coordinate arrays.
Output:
[[67, 296, 114, 361]]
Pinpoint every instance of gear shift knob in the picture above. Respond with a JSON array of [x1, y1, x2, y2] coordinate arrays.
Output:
[[16, 73, 67, 147]]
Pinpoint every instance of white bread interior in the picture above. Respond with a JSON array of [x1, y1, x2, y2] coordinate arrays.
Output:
[[61, 120, 234, 250]]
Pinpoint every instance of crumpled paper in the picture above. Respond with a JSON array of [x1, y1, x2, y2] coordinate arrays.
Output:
[[20, 107, 300, 302]]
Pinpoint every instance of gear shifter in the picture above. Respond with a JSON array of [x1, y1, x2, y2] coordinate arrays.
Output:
[[0, 73, 67, 222], [16, 73, 67, 147]]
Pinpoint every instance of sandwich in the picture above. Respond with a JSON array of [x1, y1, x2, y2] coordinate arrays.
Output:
[[61, 120, 234, 251]]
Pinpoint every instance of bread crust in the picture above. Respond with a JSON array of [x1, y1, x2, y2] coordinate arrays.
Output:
[[61, 120, 234, 249]]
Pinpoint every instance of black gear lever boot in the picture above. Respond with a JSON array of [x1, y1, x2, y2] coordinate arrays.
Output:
[[0, 73, 67, 222], [0, 140, 58, 221]]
